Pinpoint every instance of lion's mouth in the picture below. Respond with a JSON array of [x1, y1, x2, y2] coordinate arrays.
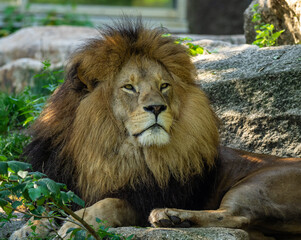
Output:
[[133, 123, 166, 137]]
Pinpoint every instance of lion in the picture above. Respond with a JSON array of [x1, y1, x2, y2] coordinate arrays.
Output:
[[10, 19, 301, 240]]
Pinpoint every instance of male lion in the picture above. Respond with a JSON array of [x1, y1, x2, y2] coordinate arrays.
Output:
[[11, 19, 301, 240]]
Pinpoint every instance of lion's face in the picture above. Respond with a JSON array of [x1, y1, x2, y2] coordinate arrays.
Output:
[[112, 57, 177, 147]]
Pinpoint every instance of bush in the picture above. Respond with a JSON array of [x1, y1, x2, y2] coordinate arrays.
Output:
[[251, 3, 285, 47]]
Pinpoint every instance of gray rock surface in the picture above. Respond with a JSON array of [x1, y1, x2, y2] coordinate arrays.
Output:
[[0, 26, 98, 67], [0, 26, 99, 92], [0, 58, 44, 92], [110, 227, 249, 240], [192, 41, 301, 157], [0, 212, 26, 239]]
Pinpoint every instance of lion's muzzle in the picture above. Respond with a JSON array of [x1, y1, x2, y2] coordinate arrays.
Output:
[[143, 104, 167, 119]]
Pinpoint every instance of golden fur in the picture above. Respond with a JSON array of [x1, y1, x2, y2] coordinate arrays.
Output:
[[31, 20, 219, 205]]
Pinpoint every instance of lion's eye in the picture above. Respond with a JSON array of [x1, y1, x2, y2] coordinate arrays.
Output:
[[160, 83, 170, 91], [123, 84, 136, 92]]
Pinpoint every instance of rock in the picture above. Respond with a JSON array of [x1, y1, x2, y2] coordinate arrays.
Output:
[[192, 42, 301, 157], [0, 58, 44, 92], [0, 26, 98, 67], [0, 212, 26, 239], [110, 227, 249, 240], [0, 26, 98, 92], [244, 0, 301, 45]]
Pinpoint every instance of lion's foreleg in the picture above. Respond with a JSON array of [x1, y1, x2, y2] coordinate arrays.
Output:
[[58, 198, 138, 239], [149, 208, 249, 229]]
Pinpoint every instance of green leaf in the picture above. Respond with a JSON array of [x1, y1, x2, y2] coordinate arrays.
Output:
[[38, 178, 60, 195], [0, 155, 8, 161], [196, 47, 204, 54], [0, 197, 8, 207], [11, 201, 22, 209], [2, 204, 13, 215], [126, 235, 135, 240], [38, 185, 50, 196], [23, 116, 34, 126], [189, 49, 197, 56], [31, 171, 47, 179], [0, 162, 8, 174], [31, 225, 37, 232], [32, 205, 46, 215], [9, 175, 19, 181], [74, 229, 87, 240], [66, 227, 78, 234], [28, 188, 42, 201], [28, 185, 50, 201], [17, 170, 28, 178], [36, 196, 46, 206], [71, 194, 85, 207], [0, 190, 11, 198], [10, 183, 27, 194], [8, 161, 31, 173], [60, 191, 69, 204]]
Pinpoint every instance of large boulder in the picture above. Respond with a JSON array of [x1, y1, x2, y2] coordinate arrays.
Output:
[[192, 41, 301, 157], [244, 0, 301, 45], [0, 26, 98, 92], [0, 26, 98, 66], [0, 58, 43, 92]]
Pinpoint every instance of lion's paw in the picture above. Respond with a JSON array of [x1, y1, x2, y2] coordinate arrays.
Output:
[[149, 208, 192, 228], [57, 221, 78, 239]]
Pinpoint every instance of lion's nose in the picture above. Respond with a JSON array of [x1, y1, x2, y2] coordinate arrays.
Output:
[[143, 104, 167, 117]]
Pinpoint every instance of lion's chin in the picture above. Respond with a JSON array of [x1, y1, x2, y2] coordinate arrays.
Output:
[[137, 127, 170, 147]]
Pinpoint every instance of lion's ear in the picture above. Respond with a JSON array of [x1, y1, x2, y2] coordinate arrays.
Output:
[[77, 67, 100, 92], [67, 62, 99, 92]]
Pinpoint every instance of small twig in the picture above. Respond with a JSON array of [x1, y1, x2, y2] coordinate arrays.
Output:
[[82, 206, 87, 220], [47, 218, 63, 240], [5, 205, 83, 229]]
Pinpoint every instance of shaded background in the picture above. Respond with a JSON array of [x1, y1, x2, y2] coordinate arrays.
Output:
[[187, 0, 252, 34], [0, 0, 253, 34]]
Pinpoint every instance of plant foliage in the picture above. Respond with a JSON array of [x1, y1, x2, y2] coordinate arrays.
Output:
[[162, 34, 208, 56], [251, 3, 285, 47]]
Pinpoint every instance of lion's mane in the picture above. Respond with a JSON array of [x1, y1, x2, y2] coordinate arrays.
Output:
[[24, 19, 219, 222]]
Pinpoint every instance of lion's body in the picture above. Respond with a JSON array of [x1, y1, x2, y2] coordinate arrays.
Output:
[[10, 19, 301, 240]]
